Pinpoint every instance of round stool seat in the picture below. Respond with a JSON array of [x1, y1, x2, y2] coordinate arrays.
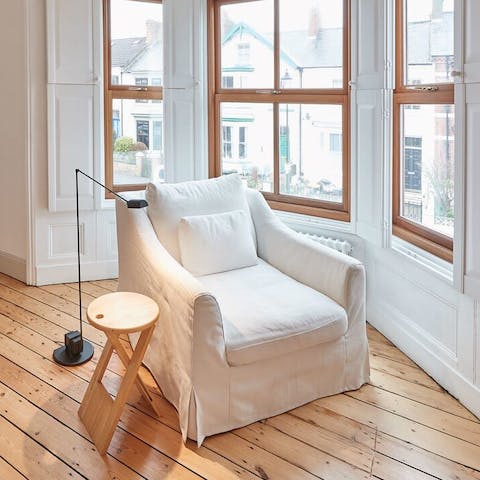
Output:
[[87, 292, 159, 334]]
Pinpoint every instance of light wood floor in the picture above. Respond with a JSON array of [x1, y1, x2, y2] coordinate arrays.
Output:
[[0, 273, 480, 479]]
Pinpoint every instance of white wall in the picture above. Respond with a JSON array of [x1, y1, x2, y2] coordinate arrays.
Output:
[[350, 0, 480, 419], [0, 0, 28, 281]]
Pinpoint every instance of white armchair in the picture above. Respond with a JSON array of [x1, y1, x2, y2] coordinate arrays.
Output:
[[116, 175, 370, 445]]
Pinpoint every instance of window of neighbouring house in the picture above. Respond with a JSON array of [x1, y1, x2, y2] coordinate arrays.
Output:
[[104, 0, 163, 190], [404, 136, 422, 192], [210, 0, 350, 221], [222, 75, 234, 88], [238, 126, 247, 159], [135, 77, 149, 103], [237, 42, 251, 65], [136, 120, 150, 148], [152, 120, 163, 151], [222, 125, 233, 159], [329, 133, 342, 152], [393, 0, 454, 262]]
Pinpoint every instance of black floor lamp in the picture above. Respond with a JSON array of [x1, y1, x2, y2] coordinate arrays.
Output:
[[52, 168, 148, 366]]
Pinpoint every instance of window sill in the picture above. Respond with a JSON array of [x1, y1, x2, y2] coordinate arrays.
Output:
[[392, 223, 453, 262], [391, 235, 453, 285]]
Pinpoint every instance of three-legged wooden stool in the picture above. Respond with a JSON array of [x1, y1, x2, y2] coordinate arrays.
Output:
[[79, 291, 159, 455]]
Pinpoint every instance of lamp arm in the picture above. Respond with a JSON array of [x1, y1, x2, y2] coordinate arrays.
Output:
[[76, 168, 129, 204]]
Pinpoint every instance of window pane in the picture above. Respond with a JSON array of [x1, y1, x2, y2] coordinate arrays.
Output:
[[405, 0, 454, 85], [279, 0, 343, 89], [220, 103, 274, 192], [279, 104, 343, 202], [400, 104, 454, 237], [111, 98, 164, 185], [110, 0, 163, 87], [220, 1, 274, 89]]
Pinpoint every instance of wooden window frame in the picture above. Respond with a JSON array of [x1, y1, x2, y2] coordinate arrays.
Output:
[[208, 0, 351, 221], [393, 0, 454, 262], [103, 0, 163, 194]]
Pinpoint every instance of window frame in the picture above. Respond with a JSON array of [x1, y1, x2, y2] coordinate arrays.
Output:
[[393, 0, 454, 262], [207, 0, 351, 221], [103, 0, 163, 194]]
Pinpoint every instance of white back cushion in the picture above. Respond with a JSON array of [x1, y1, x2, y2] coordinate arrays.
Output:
[[146, 174, 254, 261], [178, 210, 258, 276]]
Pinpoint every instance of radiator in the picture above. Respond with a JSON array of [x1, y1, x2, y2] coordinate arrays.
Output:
[[299, 232, 353, 256]]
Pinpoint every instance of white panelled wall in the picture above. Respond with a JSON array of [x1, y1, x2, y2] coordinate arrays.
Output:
[[27, 0, 206, 285], [33, 0, 114, 285], [353, 0, 480, 418], [0, 0, 478, 417]]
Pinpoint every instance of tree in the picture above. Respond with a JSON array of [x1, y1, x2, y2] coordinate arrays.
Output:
[[114, 136, 135, 153]]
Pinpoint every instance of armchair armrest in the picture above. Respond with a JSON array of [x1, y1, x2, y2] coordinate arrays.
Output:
[[246, 190, 365, 323], [115, 200, 226, 365], [116, 199, 206, 308]]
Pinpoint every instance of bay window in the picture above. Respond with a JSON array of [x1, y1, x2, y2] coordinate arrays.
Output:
[[208, 0, 350, 220], [393, 0, 455, 261]]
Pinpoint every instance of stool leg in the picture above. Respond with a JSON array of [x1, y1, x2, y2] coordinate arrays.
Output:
[[83, 326, 155, 455], [79, 339, 114, 419], [109, 331, 159, 414], [107, 325, 155, 411], [78, 340, 116, 454]]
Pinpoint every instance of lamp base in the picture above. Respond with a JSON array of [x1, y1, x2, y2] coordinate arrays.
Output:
[[53, 339, 94, 366]]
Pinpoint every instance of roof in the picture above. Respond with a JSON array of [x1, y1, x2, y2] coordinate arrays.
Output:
[[431, 11, 454, 56], [223, 22, 342, 69], [223, 11, 453, 70], [280, 28, 343, 68], [110, 11, 453, 73], [111, 37, 147, 68], [407, 11, 453, 64]]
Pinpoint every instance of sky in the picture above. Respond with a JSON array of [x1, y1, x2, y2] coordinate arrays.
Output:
[[408, 0, 454, 21], [111, 0, 162, 39], [223, 0, 343, 32], [110, 0, 455, 40]]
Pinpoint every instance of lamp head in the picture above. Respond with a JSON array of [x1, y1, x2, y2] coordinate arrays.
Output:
[[126, 199, 148, 209]]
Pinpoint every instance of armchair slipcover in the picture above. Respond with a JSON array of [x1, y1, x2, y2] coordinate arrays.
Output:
[[116, 176, 370, 445]]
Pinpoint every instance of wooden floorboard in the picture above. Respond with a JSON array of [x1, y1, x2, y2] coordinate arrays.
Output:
[[0, 275, 479, 479], [0, 456, 28, 480]]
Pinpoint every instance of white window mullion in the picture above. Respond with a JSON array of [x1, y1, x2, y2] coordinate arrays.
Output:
[[163, 0, 208, 183], [353, 0, 389, 246]]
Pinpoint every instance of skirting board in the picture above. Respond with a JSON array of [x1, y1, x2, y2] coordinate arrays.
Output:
[[35, 260, 118, 286], [368, 301, 480, 421], [0, 250, 26, 283]]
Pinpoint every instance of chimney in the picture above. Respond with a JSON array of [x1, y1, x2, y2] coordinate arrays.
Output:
[[307, 5, 320, 38], [146, 19, 162, 44]]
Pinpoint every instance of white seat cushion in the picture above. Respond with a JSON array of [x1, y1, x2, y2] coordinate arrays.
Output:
[[197, 259, 348, 366]]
